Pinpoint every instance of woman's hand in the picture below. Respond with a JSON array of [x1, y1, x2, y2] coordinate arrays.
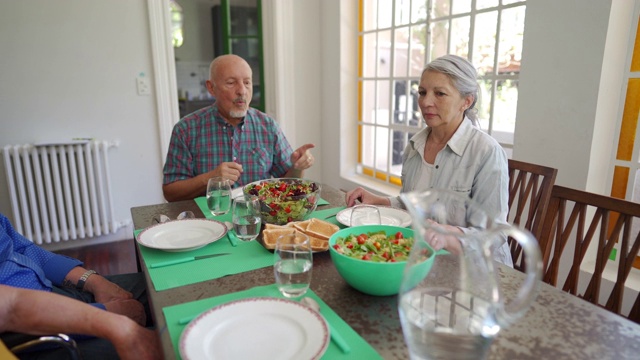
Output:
[[345, 187, 391, 207], [424, 219, 463, 254]]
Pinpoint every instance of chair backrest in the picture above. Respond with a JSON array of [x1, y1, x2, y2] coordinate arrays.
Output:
[[507, 159, 558, 272], [539, 185, 640, 323]]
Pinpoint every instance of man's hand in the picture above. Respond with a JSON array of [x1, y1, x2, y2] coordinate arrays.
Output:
[[291, 143, 315, 171], [104, 299, 147, 327], [84, 274, 133, 303], [211, 161, 243, 184]]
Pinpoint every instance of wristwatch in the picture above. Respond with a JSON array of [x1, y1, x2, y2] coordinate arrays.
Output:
[[76, 270, 98, 291]]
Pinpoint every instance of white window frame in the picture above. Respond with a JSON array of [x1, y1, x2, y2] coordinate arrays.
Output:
[[357, 0, 526, 186]]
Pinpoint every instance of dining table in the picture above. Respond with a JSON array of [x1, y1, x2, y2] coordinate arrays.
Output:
[[130, 184, 640, 360]]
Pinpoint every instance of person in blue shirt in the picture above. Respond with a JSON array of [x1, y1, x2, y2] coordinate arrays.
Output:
[[0, 213, 149, 327]]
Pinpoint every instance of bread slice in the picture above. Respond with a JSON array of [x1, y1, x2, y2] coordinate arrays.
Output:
[[264, 223, 290, 230], [292, 220, 311, 233], [306, 218, 340, 240], [307, 233, 329, 252], [262, 228, 296, 249]]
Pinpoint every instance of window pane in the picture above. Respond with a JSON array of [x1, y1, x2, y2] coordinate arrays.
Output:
[[229, 3, 258, 36], [378, 0, 393, 29], [473, 11, 498, 77], [362, 32, 377, 77], [377, 80, 391, 125], [362, 80, 376, 124], [396, 0, 411, 26], [478, 79, 493, 131], [409, 24, 427, 77], [498, 6, 525, 75], [361, 124, 375, 168], [394, 26, 410, 77], [503, 0, 524, 5], [431, 0, 450, 18], [411, 0, 428, 23], [452, 0, 471, 14], [362, 0, 378, 31], [430, 20, 449, 61], [409, 79, 421, 127], [476, 0, 499, 10], [493, 79, 518, 135], [377, 30, 392, 78], [393, 80, 411, 125], [375, 126, 390, 171], [450, 16, 470, 58], [392, 130, 408, 171]]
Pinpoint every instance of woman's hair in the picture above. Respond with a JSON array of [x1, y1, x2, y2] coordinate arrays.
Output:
[[423, 55, 480, 126]]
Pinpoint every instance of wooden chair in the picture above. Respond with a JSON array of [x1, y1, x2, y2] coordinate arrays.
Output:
[[507, 159, 558, 272], [539, 185, 640, 323]]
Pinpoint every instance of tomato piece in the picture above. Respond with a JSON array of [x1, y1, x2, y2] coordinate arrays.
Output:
[[362, 254, 371, 261], [287, 217, 293, 222], [278, 183, 287, 191], [347, 243, 354, 249], [284, 206, 291, 213], [357, 235, 366, 245], [333, 244, 341, 250], [395, 231, 404, 239], [269, 210, 277, 216], [374, 241, 381, 250]]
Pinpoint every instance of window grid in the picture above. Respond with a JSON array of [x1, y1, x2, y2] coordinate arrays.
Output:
[[358, 0, 525, 187]]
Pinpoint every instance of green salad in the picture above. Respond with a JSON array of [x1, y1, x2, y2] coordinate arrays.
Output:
[[244, 179, 320, 224], [332, 231, 414, 262]]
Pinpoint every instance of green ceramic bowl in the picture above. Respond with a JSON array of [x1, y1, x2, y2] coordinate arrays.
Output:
[[328, 225, 434, 296]]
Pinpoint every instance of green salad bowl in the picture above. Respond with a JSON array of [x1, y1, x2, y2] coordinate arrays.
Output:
[[328, 225, 434, 296]]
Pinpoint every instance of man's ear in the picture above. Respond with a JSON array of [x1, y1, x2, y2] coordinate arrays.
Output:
[[206, 80, 216, 97]]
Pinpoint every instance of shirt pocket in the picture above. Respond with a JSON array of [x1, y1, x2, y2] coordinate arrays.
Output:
[[249, 148, 271, 175]]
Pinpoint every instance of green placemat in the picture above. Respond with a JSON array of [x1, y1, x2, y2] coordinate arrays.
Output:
[[135, 229, 274, 292], [308, 206, 347, 228], [163, 284, 382, 360]]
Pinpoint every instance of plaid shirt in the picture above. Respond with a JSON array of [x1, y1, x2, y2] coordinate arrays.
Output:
[[163, 104, 294, 190]]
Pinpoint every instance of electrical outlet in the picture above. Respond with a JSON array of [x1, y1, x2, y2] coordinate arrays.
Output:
[[136, 76, 151, 95]]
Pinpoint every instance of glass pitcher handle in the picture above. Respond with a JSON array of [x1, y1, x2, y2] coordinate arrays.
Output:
[[495, 225, 542, 326]]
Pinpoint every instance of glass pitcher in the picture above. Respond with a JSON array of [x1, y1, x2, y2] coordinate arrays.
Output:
[[398, 189, 541, 360]]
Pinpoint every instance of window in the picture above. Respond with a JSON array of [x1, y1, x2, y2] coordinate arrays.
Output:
[[357, 0, 526, 186], [213, 0, 265, 111]]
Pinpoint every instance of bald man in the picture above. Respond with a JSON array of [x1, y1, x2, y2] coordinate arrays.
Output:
[[163, 54, 315, 202]]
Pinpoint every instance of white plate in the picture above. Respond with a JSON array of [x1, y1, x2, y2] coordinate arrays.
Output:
[[179, 298, 329, 360], [137, 219, 227, 252], [336, 206, 412, 227]]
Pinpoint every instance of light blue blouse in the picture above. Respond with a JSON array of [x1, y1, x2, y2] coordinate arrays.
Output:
[[392, 118, 513, 266]]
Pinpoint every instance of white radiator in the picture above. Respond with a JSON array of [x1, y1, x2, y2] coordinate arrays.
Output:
[[2, 140, 122, 244]]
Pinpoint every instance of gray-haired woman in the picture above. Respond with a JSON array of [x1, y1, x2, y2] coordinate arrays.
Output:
[[345, 54, 512, 266]]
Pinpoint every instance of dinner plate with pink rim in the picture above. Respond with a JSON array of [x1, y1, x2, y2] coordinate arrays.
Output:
[[179, 298, 330, 360], [336, 206, 412, 227], [137, 219, 227, 252]]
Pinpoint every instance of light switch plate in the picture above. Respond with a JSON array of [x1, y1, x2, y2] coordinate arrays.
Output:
[[136, 76, 151, 95]]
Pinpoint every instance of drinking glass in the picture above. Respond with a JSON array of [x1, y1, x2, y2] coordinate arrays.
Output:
[[274, 232, 313, 298], [206, 177, 231, 216], [232, 196, 262, 241], [349, 204, 382, 226]]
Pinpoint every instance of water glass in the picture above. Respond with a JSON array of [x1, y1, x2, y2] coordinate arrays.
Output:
[[206, 177, 231, 216], [274, 232, 313, 298], [232, 196, 262, 241], [349, 204, 382, 226]]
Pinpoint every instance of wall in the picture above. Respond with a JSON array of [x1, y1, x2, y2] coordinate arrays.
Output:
[[0, 1, 165, 249], [513, 0, 615, 192]]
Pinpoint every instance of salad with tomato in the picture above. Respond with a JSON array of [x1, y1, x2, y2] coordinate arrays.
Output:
[[332, 231, 414, 262], [243, 179, 320, 224]]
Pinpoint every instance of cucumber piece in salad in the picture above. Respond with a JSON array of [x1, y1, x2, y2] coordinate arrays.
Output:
[[332, 230, 414, 262]]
